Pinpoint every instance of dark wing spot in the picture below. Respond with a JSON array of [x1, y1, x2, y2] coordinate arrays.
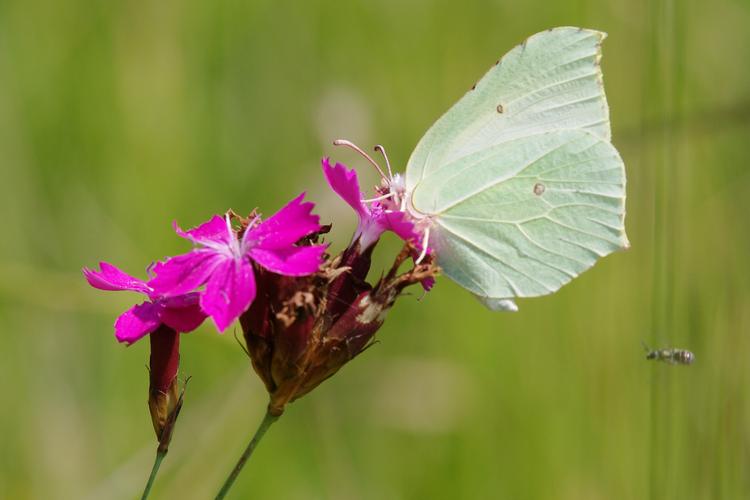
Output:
[[533, 183, 545, 196], [496, 104, 504, 113]]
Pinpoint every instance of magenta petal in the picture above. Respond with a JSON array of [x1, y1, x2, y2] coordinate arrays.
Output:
[[83, 262, 151, 295], [149, 250, 224, 297], [161, 292, 201, 309], [322, 157, 388, 249], [200, 259, 256, 332], [249, 245, 326, 276], [159, 300, 207, 333], [174, 215, 232, 246], [421, 276, 436, 291], [246, 193, 321, 249], [321, 158, 367, 217], [382, 211, 421, 246], [115, 302, 162, 344], [356, 213, 388, 250]]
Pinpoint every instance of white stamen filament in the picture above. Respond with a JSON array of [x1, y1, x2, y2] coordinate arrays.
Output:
[[239, 215, 261, 254], [246, 215, 261, 230], [225, 214, 242, 258]]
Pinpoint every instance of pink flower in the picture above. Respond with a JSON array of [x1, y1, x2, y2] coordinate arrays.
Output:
[[322, 158, 420, 250], [149, 194, 327, 332], [83, 262, 207, 345], [321, 157, 434, 291]]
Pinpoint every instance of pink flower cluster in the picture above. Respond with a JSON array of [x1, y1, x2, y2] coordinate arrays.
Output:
[[84, 194, 325, 343], [85, 152, 439, 432], [84, 158, 432, 346]]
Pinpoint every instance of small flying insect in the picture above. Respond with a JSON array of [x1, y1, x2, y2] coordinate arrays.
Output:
[[642, 342, 695, 365]]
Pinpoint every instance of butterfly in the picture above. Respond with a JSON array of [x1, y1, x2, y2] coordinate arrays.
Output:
[[339, 27, 629, 312]]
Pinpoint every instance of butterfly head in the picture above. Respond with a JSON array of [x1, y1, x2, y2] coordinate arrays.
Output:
[[387, 172, 405, 196]]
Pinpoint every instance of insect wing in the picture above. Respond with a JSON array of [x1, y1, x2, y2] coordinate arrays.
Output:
[[405, 27, 628, 306], [420, 130, 627, 299], [406, 27, 612, 191]]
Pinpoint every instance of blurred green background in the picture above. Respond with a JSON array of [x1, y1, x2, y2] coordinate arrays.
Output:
[[1, 0, 749, 498]]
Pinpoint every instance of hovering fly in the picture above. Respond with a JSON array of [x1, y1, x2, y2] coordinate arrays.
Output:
[[642, 342, 695, 365]]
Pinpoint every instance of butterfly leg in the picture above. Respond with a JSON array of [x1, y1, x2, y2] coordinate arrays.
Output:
[[415, 227, 430, 265]]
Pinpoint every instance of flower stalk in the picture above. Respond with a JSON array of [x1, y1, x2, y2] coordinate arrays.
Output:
[[214, 409, 279, 500], [84, 155, 439, 497], [141, 326, 188, 499], [141, 449, 166, 500]]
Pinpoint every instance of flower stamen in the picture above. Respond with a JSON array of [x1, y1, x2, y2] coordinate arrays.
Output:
[[224, 214, 243, 258]]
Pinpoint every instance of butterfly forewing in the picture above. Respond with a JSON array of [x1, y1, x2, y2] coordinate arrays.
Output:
[[406, 27, 610, 191]]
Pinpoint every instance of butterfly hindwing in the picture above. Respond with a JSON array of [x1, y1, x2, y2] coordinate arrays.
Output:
[[424, 129, 627, 300]]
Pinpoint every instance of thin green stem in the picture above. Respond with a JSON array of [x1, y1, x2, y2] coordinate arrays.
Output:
[[141, 449, 167, 500], [215, 409, 279, 500]]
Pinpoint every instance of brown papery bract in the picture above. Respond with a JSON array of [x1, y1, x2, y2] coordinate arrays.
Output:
[[240, 231, 438, 417]]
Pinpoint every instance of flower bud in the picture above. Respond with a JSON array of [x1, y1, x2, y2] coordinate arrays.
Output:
[[148, 325, 184, 452]]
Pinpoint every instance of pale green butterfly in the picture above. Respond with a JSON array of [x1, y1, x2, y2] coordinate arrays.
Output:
[[339, 27, 628, 311]]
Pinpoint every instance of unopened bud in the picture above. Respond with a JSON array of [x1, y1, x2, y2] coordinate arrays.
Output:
[[147, 326, 185, 452]]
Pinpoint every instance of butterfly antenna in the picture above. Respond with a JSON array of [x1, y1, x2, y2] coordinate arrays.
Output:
[[374, 144, 394, 179], [333, 139, 388, 180]]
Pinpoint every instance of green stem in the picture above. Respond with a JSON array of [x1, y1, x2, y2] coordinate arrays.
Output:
[[215, 410, 279, 500], [141, 449, 167, 500]]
